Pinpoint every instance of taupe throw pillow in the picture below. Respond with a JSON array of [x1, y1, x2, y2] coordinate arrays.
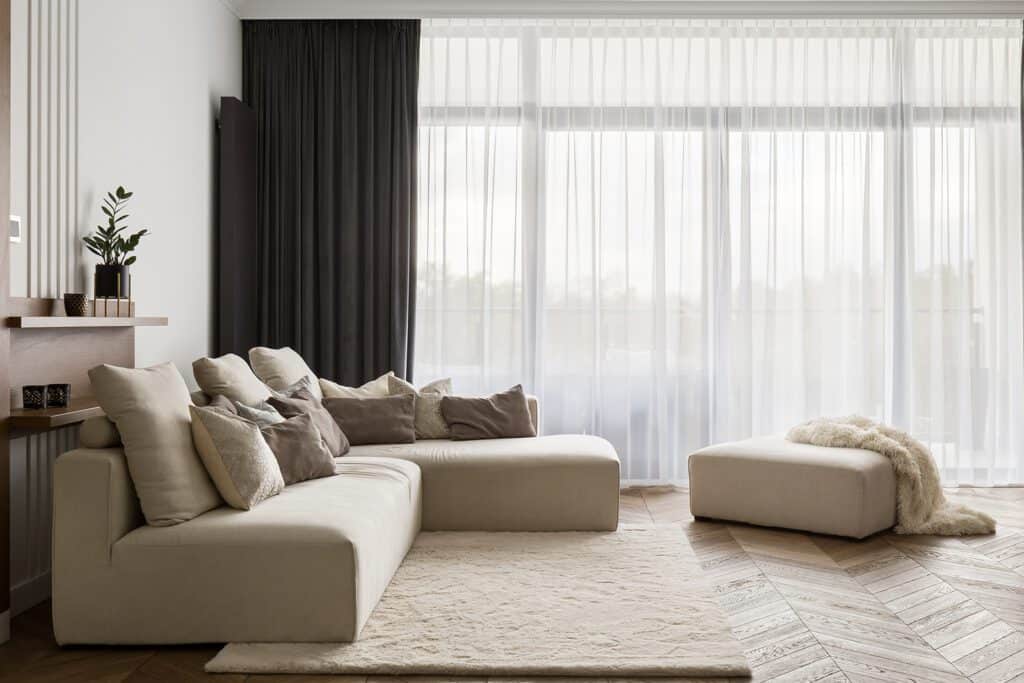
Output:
[[388, 375, 452, 439], [260, 413, 336, 485], [192, 353, 271, 405], [190, 406, 284, 510], [89, 362, 221, 525], [268, 388, 350, 457], [322, 394, 416, 445], [441, 384, 537, 440]]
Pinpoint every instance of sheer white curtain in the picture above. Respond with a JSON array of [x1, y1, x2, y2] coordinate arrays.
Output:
[[416, 18, 1024, 485]]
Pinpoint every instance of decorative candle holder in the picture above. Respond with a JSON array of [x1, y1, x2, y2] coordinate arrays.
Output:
[[22, 385, 46, 410], [63, 293, 88, 317], [46, 383, 70, 408]]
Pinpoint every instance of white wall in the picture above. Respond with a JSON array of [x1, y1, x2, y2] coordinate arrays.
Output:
[[78, 0, 242, 376], [8, 0, 241, 614]]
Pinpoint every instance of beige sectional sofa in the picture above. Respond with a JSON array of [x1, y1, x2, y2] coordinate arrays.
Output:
[[52, 399, 620, 645]]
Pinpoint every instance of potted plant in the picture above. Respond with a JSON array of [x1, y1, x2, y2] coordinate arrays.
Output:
[[82, 186, 148, 298]]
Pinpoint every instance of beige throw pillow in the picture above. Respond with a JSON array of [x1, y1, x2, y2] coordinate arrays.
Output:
[[193, 353, 271, 405], [249, 346, 322, 401], [319, 371, 394, 399], [388, 375, 453, 439], [89, 362, 221, 526], [190, 406, 284, 510]]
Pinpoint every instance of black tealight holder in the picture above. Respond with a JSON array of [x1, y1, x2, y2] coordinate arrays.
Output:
[[46, 383, 70, 408], [22, 385, 46, 410]]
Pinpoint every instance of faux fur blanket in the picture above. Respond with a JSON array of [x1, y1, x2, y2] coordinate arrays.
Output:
[[787, 416, 995, 536]]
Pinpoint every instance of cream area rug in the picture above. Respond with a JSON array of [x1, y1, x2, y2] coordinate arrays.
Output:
[[206, 528, 750, 678], [788, 415, 996, 535]]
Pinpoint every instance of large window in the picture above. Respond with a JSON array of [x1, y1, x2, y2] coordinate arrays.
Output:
[[416, 19, 1024, 485]]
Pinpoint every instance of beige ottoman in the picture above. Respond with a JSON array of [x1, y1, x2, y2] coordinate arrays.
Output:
[[688, 435, 896, 538]]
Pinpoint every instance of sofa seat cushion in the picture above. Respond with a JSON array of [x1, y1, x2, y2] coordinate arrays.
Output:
[[348, 435, 619, 531], [102, 457, 420, 643], [688, 435, 896, 539]]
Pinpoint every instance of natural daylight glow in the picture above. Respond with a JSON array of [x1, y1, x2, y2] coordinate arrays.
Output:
[[415, 18, 1024, 485]]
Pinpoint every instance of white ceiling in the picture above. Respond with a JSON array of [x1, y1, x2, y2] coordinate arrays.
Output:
[[224, 0, 1024, 19]]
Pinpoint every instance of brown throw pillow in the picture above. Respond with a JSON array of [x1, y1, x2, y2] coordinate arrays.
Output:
[[322, 394, 416, 446], [441, 384, 537, 440], [268, 388, 350, 457], [260, 413, 336, 485]]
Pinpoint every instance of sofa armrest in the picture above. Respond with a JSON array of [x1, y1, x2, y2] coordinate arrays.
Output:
[[526, 394, 540, 433], [54, 448, 143, 567]]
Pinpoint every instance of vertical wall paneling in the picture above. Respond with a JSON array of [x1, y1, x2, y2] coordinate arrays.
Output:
[[8, 0, 79, 617], [9, 427, 75, 616], [20, 0, 77, 298]]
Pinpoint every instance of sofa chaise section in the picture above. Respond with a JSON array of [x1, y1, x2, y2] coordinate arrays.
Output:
[[53, 449, 421, 644], [348, 434, 620, 531]]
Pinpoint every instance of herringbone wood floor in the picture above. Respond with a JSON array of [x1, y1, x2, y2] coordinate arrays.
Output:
[[1, 487, 1022, 682]]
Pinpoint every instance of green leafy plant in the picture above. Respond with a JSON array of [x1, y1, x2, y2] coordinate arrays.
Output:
[[82, 186, 148, 266]]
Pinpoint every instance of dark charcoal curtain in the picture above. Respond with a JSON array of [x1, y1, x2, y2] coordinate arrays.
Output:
[[243, 20, 419, 384]]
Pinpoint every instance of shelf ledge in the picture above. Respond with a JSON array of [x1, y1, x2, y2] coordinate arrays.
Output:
[[6, 316, 168, 329], [8, 398, 105, 432]]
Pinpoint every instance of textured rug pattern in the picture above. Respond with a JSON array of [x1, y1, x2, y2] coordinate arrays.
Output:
[[206, 528, 750, 677]]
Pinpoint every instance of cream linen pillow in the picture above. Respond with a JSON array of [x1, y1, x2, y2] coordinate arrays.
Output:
[[192, 353, 271, 405], [249, 346, 322, 401], [388, 375, 453, 439], [89, 362, 221, 526], [190, 406, 284, 510], [319, 371, 394, 399]]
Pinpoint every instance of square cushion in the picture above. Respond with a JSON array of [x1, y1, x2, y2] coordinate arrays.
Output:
[[192, 354, 271, 406], [190, 406, 284, 510], [269, 388, 350, 457], [249, 346, 322, 401], [261, 413, 336, 485], [388, 376, 452, 439], [688, 435, 897, 539], [89, 362, 221, 526]]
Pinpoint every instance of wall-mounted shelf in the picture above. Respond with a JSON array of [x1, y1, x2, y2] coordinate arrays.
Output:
[[8, 398, 105, 433], [6, 316, 168, 329]]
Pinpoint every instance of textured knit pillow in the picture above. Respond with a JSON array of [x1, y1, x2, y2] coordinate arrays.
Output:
[[319, 371, 394, 399], [268, 387, 350, 457], [441, 384, 537, 440], [249, 346, 323, 401], [260, 413, 336, 485], [322, 394, 416, 446], [388, 375, 452, 439], [89, 362, 221, 525], [190, 406, 284, 510], [192, 353, 271, 405]]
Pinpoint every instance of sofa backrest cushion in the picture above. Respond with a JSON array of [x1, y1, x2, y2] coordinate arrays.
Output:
[[249, 346, 323, 401], [193, 353, 271, 405], [89, 362, 221, 526]]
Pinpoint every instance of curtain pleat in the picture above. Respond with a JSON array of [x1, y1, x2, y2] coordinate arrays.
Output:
[[243, 20, 420, 384], [417, 18, 1023, 485]]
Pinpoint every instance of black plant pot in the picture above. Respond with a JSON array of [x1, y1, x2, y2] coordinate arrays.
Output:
[[95, 264, 130, 298]]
